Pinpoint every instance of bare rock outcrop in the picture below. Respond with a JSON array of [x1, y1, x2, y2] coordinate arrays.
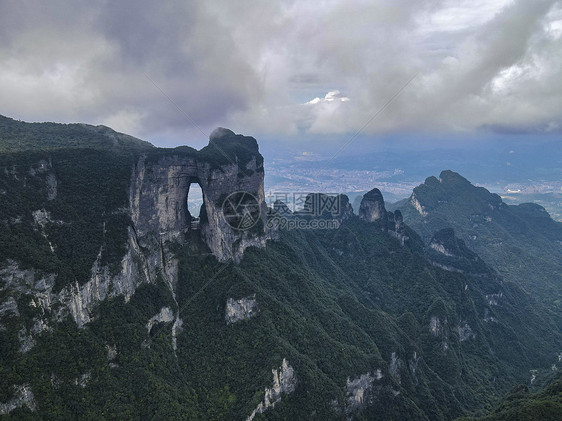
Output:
[[225, 294, 258, 324], [359, 188, 386, 223], [130, 128, 268, 264], [0, 384, 37, 415], [1, 128, 268, 333], [247, 359, 297, 420], [359, 188, 408, 244]]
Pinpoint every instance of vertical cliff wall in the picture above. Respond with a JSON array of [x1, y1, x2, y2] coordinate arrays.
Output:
[[359, 188, 408, 245], [130, 127, 268, 264], [0, 127, 268, 333]]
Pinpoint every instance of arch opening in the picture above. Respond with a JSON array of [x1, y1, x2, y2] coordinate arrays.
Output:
[[186, 179, 204, 230]]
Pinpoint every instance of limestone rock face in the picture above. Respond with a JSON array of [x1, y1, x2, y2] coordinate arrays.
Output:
[[0, 224, 151, 329], [0, 297, 19, 319], [359, 189, 408, 245], [146, 307, 175, 332], [247, 359, 297, 421], [428, 228, 460, 257], [225, 294, 257, 324], [426, 228, 489, 274], [429, 316, 443, 336], [0, 384, 36, 415], [359, 188, 386, 223], [458, 323, 476, 342], [345, 372, 377, 410], [61, 226, 151, 327], [410, 192, 428, 216], [342, 369, 384, 415], [130, 128, 268, 263], [0, 128, 268, 334]]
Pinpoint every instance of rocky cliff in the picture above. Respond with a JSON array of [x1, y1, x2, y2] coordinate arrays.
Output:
[[2, 118, 562, 420], [358, 188, 386, 223], [0, 126, 269, 333], [358, 188, 408, 244], [131, 127, 268, 265], [426, 228, 490, 274], [75, 128, 269, 329]]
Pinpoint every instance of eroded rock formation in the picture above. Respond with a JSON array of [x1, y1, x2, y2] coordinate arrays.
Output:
[[246, 359, 297, 421], [359, 188, 386, 223], [0, 384, 36, 415], [225, 294, 258, 324], [131, 127, 268, 264], [359, 188, 408, 244], [0, 128, 269, 334]]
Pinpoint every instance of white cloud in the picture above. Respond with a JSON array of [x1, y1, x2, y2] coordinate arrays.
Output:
[[305, 90, 350, 105]]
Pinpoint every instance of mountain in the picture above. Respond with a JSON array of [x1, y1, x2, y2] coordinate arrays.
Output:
[[1, 117, 561, 420], [0, 115, 153, 153], [459, 373, 562, 421], [263, 139, 562, 222], [393, 170, 562, 324]]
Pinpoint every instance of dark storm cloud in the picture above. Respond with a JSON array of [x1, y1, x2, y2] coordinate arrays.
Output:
[[0, 0, 263, 144], [0, 0, 561, 145]]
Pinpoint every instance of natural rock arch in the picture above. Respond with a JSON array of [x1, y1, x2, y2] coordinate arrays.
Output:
[[129, 128, 268, 263]]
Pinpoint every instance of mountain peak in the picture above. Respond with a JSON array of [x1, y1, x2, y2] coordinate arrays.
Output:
[[210, 127, 236, 140], [424, 175, 440, 186], [359, 188, 386, 222], [438, 170, 471, 185], [363, 187, 384, 201]]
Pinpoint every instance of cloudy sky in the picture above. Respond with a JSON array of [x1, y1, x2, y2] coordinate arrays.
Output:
[[1, 0, 561, 149]]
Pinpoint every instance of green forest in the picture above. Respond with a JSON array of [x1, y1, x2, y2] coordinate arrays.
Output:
[[1, 116, 561, 420]]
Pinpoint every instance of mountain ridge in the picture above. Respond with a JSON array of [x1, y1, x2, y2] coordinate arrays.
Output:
[[1, 118, 561, 419], [0, 114, 154, 153], [395, 170, 562, 324]]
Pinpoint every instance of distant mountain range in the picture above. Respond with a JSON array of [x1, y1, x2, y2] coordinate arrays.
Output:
[[392, 170, 562, 327], [263, 138, 562, 221]]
